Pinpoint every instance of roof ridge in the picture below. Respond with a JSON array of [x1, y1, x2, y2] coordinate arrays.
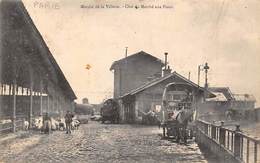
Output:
[[17, 1, 76, 99], [110, 51, 164, 70]]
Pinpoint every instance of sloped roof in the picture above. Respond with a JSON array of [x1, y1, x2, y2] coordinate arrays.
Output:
[[206, 92, 227, 102], [233, 94, 256, 102], [208, 87, 234, 100], [17, 1, 77, 100], [110, 51, 164, 70], [120, 71, 215, 98]]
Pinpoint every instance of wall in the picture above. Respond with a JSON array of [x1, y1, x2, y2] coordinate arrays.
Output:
[[132, 74, 205, 123], [113, 55, 162, 98]]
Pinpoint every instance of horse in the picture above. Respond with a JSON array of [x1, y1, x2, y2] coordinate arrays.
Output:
[[171, 108, 194, 143]]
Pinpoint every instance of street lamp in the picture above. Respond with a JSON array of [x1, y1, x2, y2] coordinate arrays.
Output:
[[204, 62, 210, 90], [203, 62, 210, 101]]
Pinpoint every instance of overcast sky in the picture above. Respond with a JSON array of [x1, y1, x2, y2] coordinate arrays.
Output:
[[23, 0, 260, 106]]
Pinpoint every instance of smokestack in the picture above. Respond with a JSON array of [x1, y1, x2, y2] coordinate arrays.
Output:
[[162, 52, 172, 77], [164, 52, 168, 70]]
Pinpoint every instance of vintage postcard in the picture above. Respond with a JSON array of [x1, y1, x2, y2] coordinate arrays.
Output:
[[0, 0, 259, 162]]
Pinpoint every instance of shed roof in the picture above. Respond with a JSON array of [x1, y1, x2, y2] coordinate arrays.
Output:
[[110, 51, 164, 70], [206, 92, 227, 102], [120, 71, 215, 98], [17, 1, 77, 100], [208, 87, 234, 100]]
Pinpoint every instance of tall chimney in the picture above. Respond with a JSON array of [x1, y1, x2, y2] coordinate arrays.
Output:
[[164, 52, 168, 70], [162, 52, 172, 77]]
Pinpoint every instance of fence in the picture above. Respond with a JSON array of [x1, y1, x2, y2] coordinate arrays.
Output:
[[196, 119, 260, 163], [0, 116, 25, 135]]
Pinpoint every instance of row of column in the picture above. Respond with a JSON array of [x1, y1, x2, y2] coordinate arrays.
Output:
[[0, 82, 70, 132]]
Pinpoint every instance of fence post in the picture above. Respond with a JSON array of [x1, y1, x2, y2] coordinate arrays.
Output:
[[246, 139, 249, 163], [205, 123, 208, 135], [234, 125, 242, 159], [211, 125, 216, 139], [219, 121, 226, 146]]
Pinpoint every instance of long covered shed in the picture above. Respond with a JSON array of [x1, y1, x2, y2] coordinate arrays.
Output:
[[0, 0, 76, 131]]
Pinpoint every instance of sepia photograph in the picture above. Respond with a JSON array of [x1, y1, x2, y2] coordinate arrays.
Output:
[[0, 0, 260, 162]]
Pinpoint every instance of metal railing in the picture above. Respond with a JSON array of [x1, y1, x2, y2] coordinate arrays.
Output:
[[196, 120, 260, 163]]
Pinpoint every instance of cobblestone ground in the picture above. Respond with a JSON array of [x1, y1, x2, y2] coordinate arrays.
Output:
[[0, 121, 208, 163]]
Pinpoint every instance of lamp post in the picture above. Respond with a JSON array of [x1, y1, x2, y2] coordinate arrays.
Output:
[[203, 62, 210, 100], [204, 62, 210, 89]]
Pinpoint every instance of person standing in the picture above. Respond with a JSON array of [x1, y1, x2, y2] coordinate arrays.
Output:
[[65, 111, 73, 134], [43, 113, 51, 134]]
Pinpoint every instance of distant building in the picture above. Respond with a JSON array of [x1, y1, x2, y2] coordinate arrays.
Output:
[[202, 87, 233, 114], [75, 103, 94, 115], [110, 51, 164, 98], [82, 98, 89, 104], [232, 94, 256, 109], [202, 87, 256, 115]]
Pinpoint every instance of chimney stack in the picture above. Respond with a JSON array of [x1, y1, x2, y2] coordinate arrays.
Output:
[[164, 52, 168, 70], [162, 52, 172, 77]]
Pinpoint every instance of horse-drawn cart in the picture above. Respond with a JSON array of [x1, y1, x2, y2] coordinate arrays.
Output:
[[161, 82, 196, 143]]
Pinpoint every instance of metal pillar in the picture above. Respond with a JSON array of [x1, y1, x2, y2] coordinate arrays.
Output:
[[47, 95, 49, 113], [40, 80, 43, 116], [204, 63, 210, 100], [12, 82, 17, 132], [29, 84, 33, 128]]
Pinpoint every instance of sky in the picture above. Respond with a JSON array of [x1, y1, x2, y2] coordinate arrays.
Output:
[[22, 0, 260, 106]]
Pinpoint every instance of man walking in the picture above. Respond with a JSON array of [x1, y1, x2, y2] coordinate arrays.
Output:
[[65, 111, 73, 134]]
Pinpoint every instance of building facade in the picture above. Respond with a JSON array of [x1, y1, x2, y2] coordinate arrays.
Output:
[[110, 51, 164, 98], [119, 72, 208, 123]]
